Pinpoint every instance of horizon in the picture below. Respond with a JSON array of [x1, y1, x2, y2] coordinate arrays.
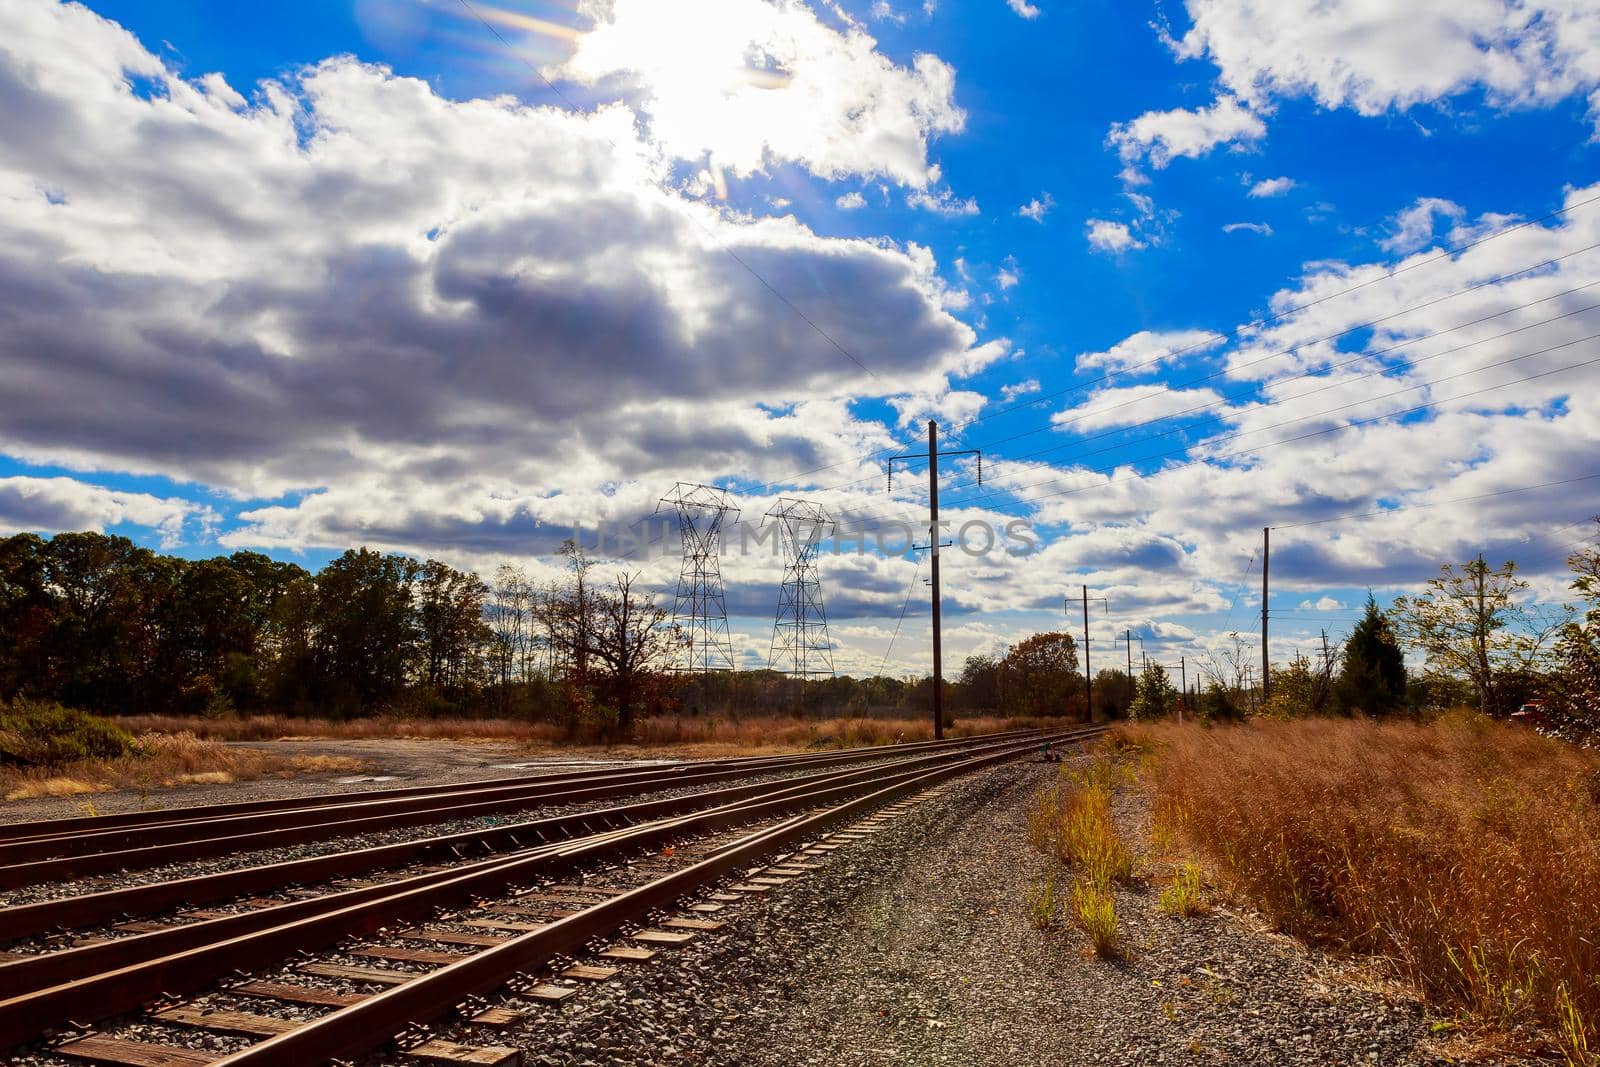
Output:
[[2, 0, 1598, 678]]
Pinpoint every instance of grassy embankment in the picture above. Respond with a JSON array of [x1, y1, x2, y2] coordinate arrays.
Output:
[[112, 712, 1062, 754], [1129, 715, 1600, 1064], [1, 701, 363, 802]]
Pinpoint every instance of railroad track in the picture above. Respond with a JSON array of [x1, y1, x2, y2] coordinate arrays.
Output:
[[0, 725, 1103, 1066], [0, 729, 1046, 890]]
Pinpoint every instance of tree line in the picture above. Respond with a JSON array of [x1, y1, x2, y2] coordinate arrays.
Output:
[[0, 532, 1102, 734], [4, 526, 1597, 739], [1123, 531, 1600, 741]]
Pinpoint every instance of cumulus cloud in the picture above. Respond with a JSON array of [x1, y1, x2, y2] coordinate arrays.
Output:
[[1001, 379, 1040, 401], [1247, 175, 1295, 198], [561, 0, 965, 187], [1075, 329, 1226, 374], [1017, 192, 1053, 221], [0, 0, 995, 555], [0, 476, 217, 548], [1052, 386, 1229, 432], [835, 190, 867, 209], [1108, 93, 1265, 169], [1381, 196, 1467, 253], [1173, 0, 1600, 118], [1085, 218, 1145, 253], [1006, 0, 1041, 18], [907, 187, 981, 216]]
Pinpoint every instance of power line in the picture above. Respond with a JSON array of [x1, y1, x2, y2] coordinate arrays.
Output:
[[877, 555, 923, 675], [830, 250, 1600, 523], [930, 328, 1600, 518], [959, 196, 1600, 430], [934, 291, 1600, 504], [1272, 474, 1600, 531], [749, 212, 1600, 504]]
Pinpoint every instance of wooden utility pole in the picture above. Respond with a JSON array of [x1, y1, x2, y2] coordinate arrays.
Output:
[[1076, 587, 1107, 722], [1261, 526, 1271, 703], [928, 422, 943, 740], [1125, 628, 1133, 677], [1179, 656, 1186, 724], [888, 421, 981, 742]]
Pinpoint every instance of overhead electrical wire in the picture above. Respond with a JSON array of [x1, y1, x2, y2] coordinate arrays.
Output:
[[805, 244, 1600, 523], [834, 314, 1600, 530], [457, 4, 1600, 578]]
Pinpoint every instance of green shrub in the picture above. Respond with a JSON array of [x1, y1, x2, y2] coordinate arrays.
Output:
[[0, 699, 137, 767]]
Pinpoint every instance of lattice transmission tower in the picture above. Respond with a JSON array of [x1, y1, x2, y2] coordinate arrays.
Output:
[[765, 498, 835, 677], [657, 483, 739, 673]]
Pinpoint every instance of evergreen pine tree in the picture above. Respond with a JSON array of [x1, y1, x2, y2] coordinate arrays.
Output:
[[1335, 593, 1407, 714]]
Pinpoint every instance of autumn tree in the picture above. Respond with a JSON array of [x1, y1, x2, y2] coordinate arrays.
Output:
[[1391, 556, 1565, 717], [1129, 662, 1177, 720], [1547, 525, 1600, 738], [997, 631, 1083, 717]]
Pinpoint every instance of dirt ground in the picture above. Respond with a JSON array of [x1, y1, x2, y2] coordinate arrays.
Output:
[[0, 737, 676, 825]]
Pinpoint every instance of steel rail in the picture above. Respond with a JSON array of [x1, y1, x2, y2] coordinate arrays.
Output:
[[0, 728, 1043, 845], [0, 733, 1048, 889], [0, 730, 1044, 867], [217, 731, 1088, 1065], [0, 727, 1101, 1046]]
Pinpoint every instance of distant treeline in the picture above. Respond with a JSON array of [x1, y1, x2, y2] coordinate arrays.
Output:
[[0, 532, 1114, 729], [6, 529, 1595, 739]]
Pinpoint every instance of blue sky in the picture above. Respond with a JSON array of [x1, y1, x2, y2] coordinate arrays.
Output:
[[2, 0, 1599, 678]]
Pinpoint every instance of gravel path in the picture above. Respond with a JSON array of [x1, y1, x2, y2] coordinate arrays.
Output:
[[424, 759, 1543, 1067]]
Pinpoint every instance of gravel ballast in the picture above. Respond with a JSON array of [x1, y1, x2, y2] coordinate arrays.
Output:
[[411, 759, 1538, 1067]]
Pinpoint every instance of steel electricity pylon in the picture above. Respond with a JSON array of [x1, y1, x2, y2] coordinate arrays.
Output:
[[765, 498, 835, 678], [657, 483, 739, 674]]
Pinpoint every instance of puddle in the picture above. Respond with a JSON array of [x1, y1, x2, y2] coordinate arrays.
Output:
[[334, 775, 402, 784]]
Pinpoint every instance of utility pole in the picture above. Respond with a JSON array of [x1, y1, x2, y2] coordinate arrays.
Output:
[[1074, 587, 1108, 722], [888, 421, 981, 742], [1261, 526, 1271, 703], [1179, 656, 1186, 724], [1125, 628, 1133, 677]]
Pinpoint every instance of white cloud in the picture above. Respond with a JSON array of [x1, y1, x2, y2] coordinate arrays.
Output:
[[1222, 221, 1273, 235], [1001, 379, 1040, 401], [1006, 0, 1041, 18], [1085, 218, 1145, 253], [1298, 596, 1348, 611], [888, 389, 988, 428], [561, 0, 965, 187], [1053, 386, 1229, 432], [996, 257, 1021, 289], [1017, 192, 1054, 222], [1108, 93, 1266, 169], [907, 187, 980, 216], [835, 190, 867, 209], [1173, 0, 1600, 118], [0, 0, 993, 556], [1076, 329, 1226, 374], [1247, 175, 1295, 198], [0, 476, 217, 548], [1380, 196, 1467, 253]]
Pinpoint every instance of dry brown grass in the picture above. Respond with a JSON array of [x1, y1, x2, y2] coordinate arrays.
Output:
[[2, 731, 365, 802], [1132, 714, 1600, 1063], [110, 712, 1061, 752], [113, 714, 570, 743]]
